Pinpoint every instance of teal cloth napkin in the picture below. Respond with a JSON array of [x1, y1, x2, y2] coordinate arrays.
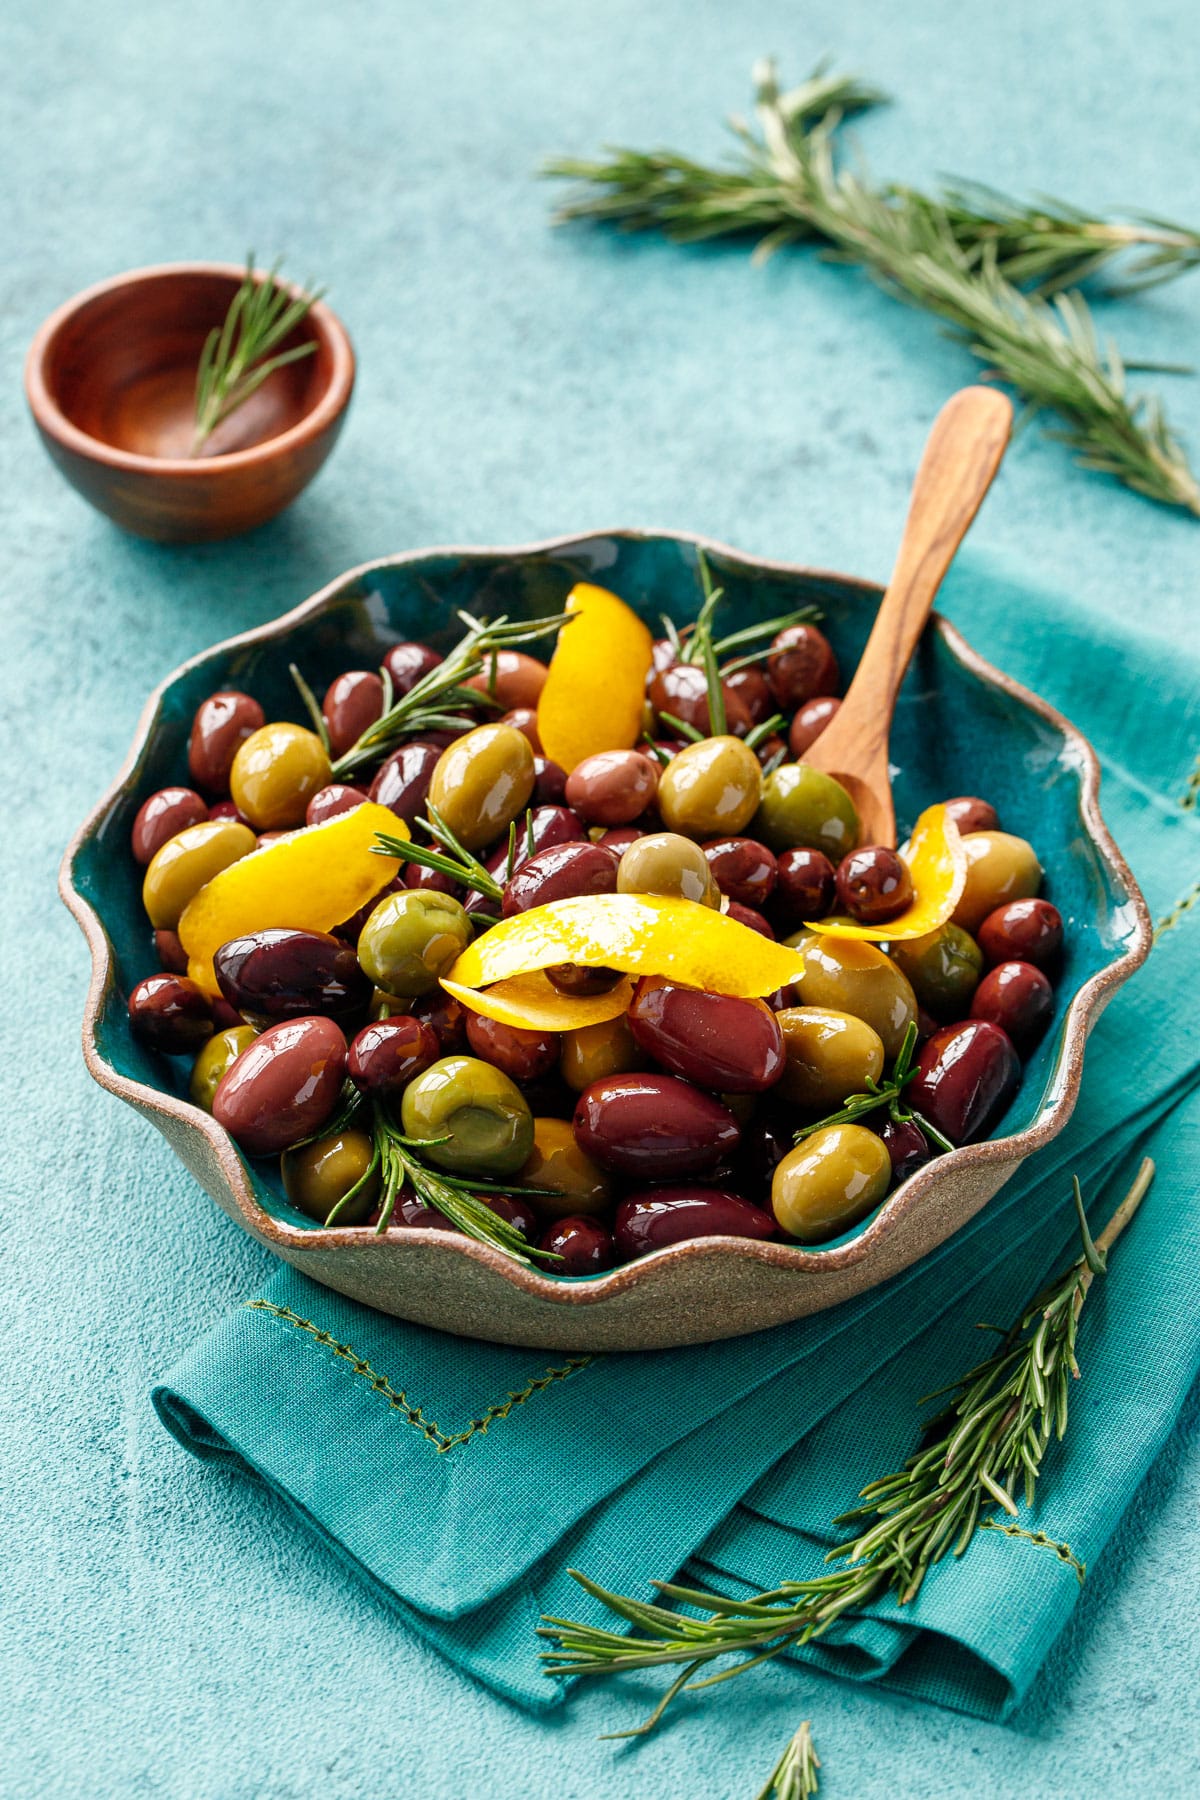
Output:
[[152, 570, 1200, 1723]]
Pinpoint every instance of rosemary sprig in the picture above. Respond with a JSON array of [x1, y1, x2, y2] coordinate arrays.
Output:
[[744, 712, 786, 752], [689, 549, 728, 736], [547, 63, 1200, 513], [289, 662, 331, 755], [792, 1019, 955, 1153], [192, 255, 323, 455], [374, 805, 506, 902], [539, 1159, 1154, 1740], [756, 1723, 820, 1800]]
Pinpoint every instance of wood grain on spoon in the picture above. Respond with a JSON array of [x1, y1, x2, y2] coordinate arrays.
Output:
[[804, 385, 1013, 847]]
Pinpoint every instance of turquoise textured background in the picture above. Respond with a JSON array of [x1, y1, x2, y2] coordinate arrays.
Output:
[[2, 2, 1198, 1796]]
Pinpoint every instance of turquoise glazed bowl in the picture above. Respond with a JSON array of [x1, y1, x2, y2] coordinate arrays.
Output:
[[61, 532, 1151, 1350]]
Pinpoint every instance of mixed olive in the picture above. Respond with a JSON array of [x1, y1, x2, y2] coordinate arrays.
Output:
[[125, 586, 1066, 1273]]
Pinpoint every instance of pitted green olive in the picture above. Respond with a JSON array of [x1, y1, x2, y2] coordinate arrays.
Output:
[[775, 1006, 885, 1110], [771, 1124, 891, 1242], [752, 764, 859, 859], [357, 890, 472, 998], [426, 723, 536, 851], [400, 1055, 534, 1176], [616, 832, 719, 906], [656, 736, 762, 839], [891, 923, 984, 1021], [795, 935, 917, 1057]]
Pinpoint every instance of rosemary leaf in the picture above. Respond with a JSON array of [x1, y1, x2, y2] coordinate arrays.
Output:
[[192, 254, 323, 455]]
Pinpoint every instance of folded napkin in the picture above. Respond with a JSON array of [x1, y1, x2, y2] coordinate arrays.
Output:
[[153, 569, 1200, 1724]]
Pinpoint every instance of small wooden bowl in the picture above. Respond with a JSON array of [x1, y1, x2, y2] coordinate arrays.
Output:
[[25, 262, 355, 543]]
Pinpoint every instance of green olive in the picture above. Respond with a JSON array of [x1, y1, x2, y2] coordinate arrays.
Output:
[[426, 723, 536, 851], [400, 1055, 534, 1176], [952, 831, 1043, 933], [357, 889, 472, 998], [752, 763, 859, 859], [518, 1117, 612, 1218], [772, 1124, 891, 1242], [230, 723, 332, 830], [143, 818, 258, 929], [282, 1129, 379, 1224], [616, 832, 720, 906], [656, 736, 762, 839], [891, 923, 984, 1021], [560, 1012, 647, 1091], [795, 935, 917, 1057], [188, 1025, 257, 1112], [775, 1007, 884, 1110]]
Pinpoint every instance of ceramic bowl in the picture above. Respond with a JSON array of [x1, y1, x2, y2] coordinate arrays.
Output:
[[25, 262, 354, 543], [61, 531, 1151, 1349]]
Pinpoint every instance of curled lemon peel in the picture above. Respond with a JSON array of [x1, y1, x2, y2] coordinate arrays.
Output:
[[805, 803, 967, 943], [441, 971, 635, 1031], [535, 582, 654, 772]]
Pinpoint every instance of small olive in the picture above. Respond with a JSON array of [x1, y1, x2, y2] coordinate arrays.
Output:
[[560, 1013, 647, 1092], [321, 671, 384, 758], [835, 846, 913, 924], [657, 736, 763, 839], [616, 832, 720, 906], [765, 624, 840, 708], [282, 1129, 380, 1225], [788, 696, 841, 758], [944, 795, 999, 835], [128, 973, 214, 1054], [753, 764, 859, 860], [771, 1124, 891, 1243], [773, 847, 837, 925], [518, 1116, 613, 1218], [795, 935, 917, 1058], [400, 1055, 534, 1177], [188, 691, 265, 795], [427, 723, 536, 851], [464, 650, 549, 710], [131, 787, 209, 865], [891, 923, 984, 1021], [230, 723, 333, 830], [952, 831, 1043, 933], [142, 817, 257, 929], [189, 1025, 258, 1111], [356, 889, 472, 998], [774, 1006, 885, 1110], [565, 750, 659, 826]]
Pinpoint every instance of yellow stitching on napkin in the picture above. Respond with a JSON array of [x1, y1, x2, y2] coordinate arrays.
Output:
[[244, 1299, 593, 1453], [1153, 878, 1200, 943], [979, 1519, 1086, 1584], [1179, 753, 1200, 811]]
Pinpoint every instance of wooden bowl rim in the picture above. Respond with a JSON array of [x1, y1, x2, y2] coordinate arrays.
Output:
[[60, 528, 1153, 1310], [24, 260, 355, 477]]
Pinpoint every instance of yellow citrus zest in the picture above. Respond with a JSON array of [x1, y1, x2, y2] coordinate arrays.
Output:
[[535, 582, 654, 772], [806, 803, 967, 942], [441, 972, 635, 1031]]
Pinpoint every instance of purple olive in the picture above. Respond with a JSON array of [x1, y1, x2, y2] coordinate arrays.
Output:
[[465, 1012, 561, 1082], [944, 795, 1000, 835], [774, 847, 836, 924], [907, 1019, 1020, 1146], [835, 845, 914, 925], [702, 837, 777, 908], [978, 898, 1063, 972], [502, 840, 619, 918], [573, 1074, 741, 1177], [131, 787, 209, 864], [628, 978, 785, 1093], [614, 1187, 776, 1259], [128, 973, 213, 1053], [154, 928, 189, 974], [726, 901, 775, 938], [500, 708, 543, 752], [306, 783, 368, 827], [369, 742, 441, 825], [565, 750, 659, 826], [482, 806, 588, 889], [382, 642, 441, 696], [878, 1116, 930, 1184], [407, 987, 467, 1053], [404, 865, 459, 897], [532, 757, 568, 806], [723, 664, 773, 725], [214, 928, 371, 1024], [187, 691, 265, 795], [321, 670, 384, 758], [765, 625, 839, 708], [648, 663, 753, 737], [348, 1016, 440, 1094], [372, 1189, 458, 1231], [788, 696, 840, 758], [213, 1016, 347, 1154], [540, 1215, 615, 1275], [545, 963, 623, 995], [969, 960, 1053, 1055]]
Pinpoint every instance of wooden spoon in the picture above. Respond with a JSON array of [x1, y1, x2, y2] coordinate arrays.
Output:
[[803, 385, 1013, 847]]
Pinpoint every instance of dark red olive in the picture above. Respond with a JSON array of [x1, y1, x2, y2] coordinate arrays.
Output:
[[574, 1074, 741, 1177], [128, 973, 213, 1053], [944, 796, 1000, 835], [211, 997, 244, 1032], [464, 650, 548, 710], [306, 783, 368, 827], [648, 664, 753, 737], [766, 983, 801, 1012], [486, 805, 588, 875], [501, 708, 543, 751], [480, 1193, 540, 1243], [369, 742, 441, 825], [774, 847, 836, 923], [614, 1187, 776, 1259], [723, 665, 774, 725], [970, 960, 1053, 1055], [907, 1019, 1020, 1146], [502, 840, 619, 918], [407, 988, 467, 1052], [207, 801, 250, 824], [766, 625, 839, 708], [532, 757, 568, 806], [131, 787, 209, 864], [915, 1006, 940, 1044], [978, 898, 1063, 972], [465, 1012, 561, 1081], [565, 750, 659, 826], [545, 963, 623, 995], [154, 927, 189, 974], [628, 977, 785, 1093], [348, 1016, 440, 1094], [597, 826, 643, 853], [878, 1116, 930, 1184], [649, 637, 680, 679], [214, 928, 371, 1024], [213, 1016, 347, 1154], [754, 734, 788, 768], [373, 1189, 458, 1232], [322, 670, 384, 758], [334, 876, 406, 942], [187, 691, 265, 794], [788, 696, 841, 758], [726, 902, 774, 938], [383, 642, 441, 696], [404, 864, 459, 897], [738, 1113, 794, 1198], [702, 837, 777, 908], [835, 846, 914, 924], [540, 1215, 615, 1275]]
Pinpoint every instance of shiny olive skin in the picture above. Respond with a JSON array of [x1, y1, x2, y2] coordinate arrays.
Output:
[[952, 831, 1042, 933], [368, 741, 441, 825], [142, 818, 257, 929], [771, 1124, 891, 1242], [702, 837, 776, 908], [788, 695, 841, 758], [835, 845, 914, 924], [306, 782, 368, 827], [565, 750, 658, 826], [131, 786, 209, 865], [187, 691, 265, 794], [596, 826, 642, 853], [357, 889, 472, 998], [573, 1074, 740, 1178], [766, 625, 840, 708], [616, 832, 719, 907], [518, 1116, 612, 1217], [214, 928, 371, 1024], [726, 902, 774, 938], [465, 1011, 561, 1082], [657, 736, 763, 839], [483, 806, 588, 893], [348, 1015, 440, 1094], [774, 1006, 885, 1110], [406, 987, 468, 1052], [648, 663, 753, 738], [282, 1129, 379, 1224], [907, 1019, 1020, 1145], [464, 649, 548, 710], [723, 665, 773, 726], [374, 1189, 457, 1231], [128, 973, 213, 1053], [978, 898, 1063, 972], [188, 1024, 257, 1111], [628, 977, 785, 1094], [502, 840, 619, 917], [970, 960, 1053, 1055], [944, 795, 999, 835], [773, 847, 836, 925], [615, 1187, 776, 1259], [532, 757, 568, 806], [753, 764, 859, 860], [382, 642, 441, 695], [794, 935, 917, 1059], [427, 723, 536, 851], [540, 1215, 615, 1275], [400, 1055, 534, 1176], [321, 670, 384, 757], [230, 723, 332, 830], [500, 707, 543, 751], [560, 1013, 646, 1092], [891, 923, 984, 1022], [212, 1016, 348, 1155], [545, 963, 623, 996], [480, 1194, 540, 1244], [155, 927, 189, 974], [878, 1115, 929, 1185]]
